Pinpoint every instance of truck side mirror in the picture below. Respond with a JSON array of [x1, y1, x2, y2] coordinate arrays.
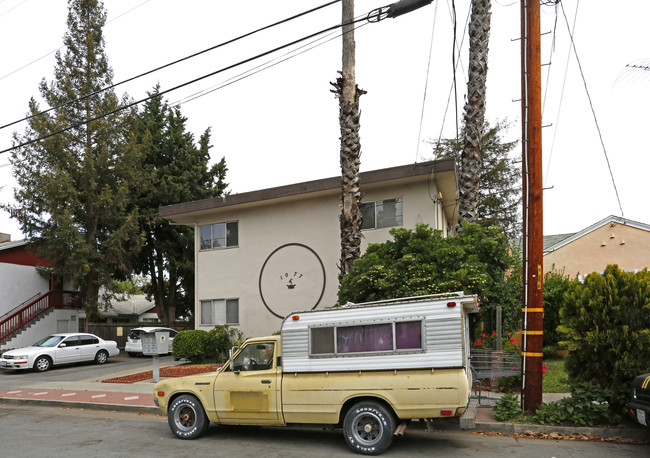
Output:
[[229, 345, 240, 373]]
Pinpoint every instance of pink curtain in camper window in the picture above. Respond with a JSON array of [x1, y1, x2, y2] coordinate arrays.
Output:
[[337, 324, 393, 353], [395, 321, 421, 349]]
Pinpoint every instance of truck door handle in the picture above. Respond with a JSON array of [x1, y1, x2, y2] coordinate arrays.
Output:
[[261, 379, 272, 384]]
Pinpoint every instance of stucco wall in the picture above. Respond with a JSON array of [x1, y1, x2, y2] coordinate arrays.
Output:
[[0, 263, 50, 315], [195, 179, 444, 338], [544, 223, 650, 278]]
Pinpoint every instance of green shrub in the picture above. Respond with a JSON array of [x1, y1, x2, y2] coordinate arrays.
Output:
[[533, 380, 615, 426], [207, 325, 244, 364], [498, 376, 521, 393], [172, 330, 211, 362], [558, 265, 650, 416], [172, 326, 245, 363], [542, 269, 572, 348], [493, 393, 525, 422]]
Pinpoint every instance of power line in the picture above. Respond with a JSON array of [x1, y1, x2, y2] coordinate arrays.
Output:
[[414, 0, 440, 162], [0, 0, 152, 82], [559, 1, 624, 218], [0, 0, 341, 133], [1, 6, 383, 156]]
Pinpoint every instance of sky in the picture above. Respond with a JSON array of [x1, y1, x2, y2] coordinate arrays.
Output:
[[1, 0, 649, 241]]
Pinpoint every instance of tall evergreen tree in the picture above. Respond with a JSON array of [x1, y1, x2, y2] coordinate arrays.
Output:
[[10, 0, 142, 321], [129, 87, 228, 323], [430, 120, 521, 239]]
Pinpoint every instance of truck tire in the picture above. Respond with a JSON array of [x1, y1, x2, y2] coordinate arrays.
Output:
[[343, 401, 396, 455], [168, 394, 210, 439]]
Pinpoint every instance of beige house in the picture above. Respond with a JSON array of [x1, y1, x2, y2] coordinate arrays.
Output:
[[543, 215, 650, 279], [160, 159, 458, 338]]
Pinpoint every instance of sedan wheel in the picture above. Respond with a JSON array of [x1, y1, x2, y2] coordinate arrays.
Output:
[[94, 350, 109, 365], [33, 355, 52, 372]]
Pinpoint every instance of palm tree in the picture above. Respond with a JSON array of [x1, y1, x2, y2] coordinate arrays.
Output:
[[459, 0, 492, 226], [332, 0, 366, 283]]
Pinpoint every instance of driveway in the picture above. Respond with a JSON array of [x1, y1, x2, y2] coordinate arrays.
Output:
[[0, 351, 175, 390]]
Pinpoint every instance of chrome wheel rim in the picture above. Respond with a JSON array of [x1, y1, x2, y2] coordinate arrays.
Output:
[[174, 403, 197, 431], [350, 411, 383, 447], [36, 358, 49, 371]]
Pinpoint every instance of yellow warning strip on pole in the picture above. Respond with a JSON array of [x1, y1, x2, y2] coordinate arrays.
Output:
[[522, 308, 544, 312], [522, 330, 543, 335], [522, 352, 544, 357]]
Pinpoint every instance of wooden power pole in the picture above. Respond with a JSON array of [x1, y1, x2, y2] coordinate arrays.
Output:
[[520, 0, 544, 412]]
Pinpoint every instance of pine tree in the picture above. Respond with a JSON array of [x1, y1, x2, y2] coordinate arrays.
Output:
[[10, 0, 142, 321], [430, 120, 521, 239], [129, 86, 228, 323]]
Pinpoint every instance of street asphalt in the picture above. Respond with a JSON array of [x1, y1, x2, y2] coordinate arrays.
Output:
[[0, 361, 648, 442]]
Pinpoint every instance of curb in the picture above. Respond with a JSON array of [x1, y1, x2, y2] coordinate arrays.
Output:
[[471, 420, 650, 441], [459, 404, 650, 441], [0, 396, 162, 415]]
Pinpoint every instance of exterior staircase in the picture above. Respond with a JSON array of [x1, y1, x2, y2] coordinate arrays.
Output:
[[0, 290, 81, 345]]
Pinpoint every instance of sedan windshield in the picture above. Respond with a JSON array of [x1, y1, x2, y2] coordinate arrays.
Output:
[[33, 335, 65, 347]]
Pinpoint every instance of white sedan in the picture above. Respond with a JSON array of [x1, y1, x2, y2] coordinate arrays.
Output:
[[125, 327, 178, 356], [0, 333, 120, 372]]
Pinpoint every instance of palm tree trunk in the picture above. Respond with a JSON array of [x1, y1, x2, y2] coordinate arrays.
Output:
[[333, 0, 366, 283], [459, 0, 492, 225]]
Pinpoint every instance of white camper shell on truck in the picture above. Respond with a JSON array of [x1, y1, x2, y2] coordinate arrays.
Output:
[[281, 291, 479, 375]]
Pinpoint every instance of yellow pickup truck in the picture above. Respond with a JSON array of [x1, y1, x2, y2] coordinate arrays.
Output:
[[154, 292, 479, 455]]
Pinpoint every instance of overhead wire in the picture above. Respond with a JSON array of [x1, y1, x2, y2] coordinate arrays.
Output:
[[0, 0, 27, 19], [414, 0, 440, 163], [543, 0, 577, 188], [175, 18, 368, 108], [559, 0, 624, 218], [431, 3, 471, 157], [0, 0, 152, 82], [0, 0, 341, 133], [1, 5, 384, 156]]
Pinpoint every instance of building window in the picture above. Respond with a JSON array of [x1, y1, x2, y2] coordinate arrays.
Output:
[[361, 198, 403, 230], [200, 298, 239, 326], [309, 320, 422, 356], [200, 221, 238, 250]]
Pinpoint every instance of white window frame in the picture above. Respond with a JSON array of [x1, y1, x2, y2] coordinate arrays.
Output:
[[308, 318, 424, 357], [200, 298, 239, 326], [361, 198, 403, 230], [199, 221, 239, 251]]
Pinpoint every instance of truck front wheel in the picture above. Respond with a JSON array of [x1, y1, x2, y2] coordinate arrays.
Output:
[[343, 401, 396, 455], [168, 394, 210, 439]]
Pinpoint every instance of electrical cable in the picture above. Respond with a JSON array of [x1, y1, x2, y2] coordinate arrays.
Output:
[[544, 0, 577, 188], [0, 0, 152, 82], [0, 0, 341, 133], [559, 1, 624, 218], [451, 0, 459, 142], [0, 0, 27, 19], [414, 0, 440, 163], [175, 20, 368, 108], [431, 4, 470, 158], [1, 7, 382, 156]]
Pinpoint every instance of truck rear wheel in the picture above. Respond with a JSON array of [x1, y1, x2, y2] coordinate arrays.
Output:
[[168, 394, 209, 439], [343, 401, 395, 455]]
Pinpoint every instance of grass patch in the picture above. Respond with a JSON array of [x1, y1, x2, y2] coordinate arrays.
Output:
[[543, 359, 570, 393]]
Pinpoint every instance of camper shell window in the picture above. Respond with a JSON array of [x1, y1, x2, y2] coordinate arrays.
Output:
[[309, 320, 423, 356]]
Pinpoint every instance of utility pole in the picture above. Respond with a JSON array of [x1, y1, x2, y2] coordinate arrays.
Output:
[[520, 0, 543, 412]]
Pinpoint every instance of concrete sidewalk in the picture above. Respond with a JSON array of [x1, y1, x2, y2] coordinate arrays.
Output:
[[1, 368, 648, 442]]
